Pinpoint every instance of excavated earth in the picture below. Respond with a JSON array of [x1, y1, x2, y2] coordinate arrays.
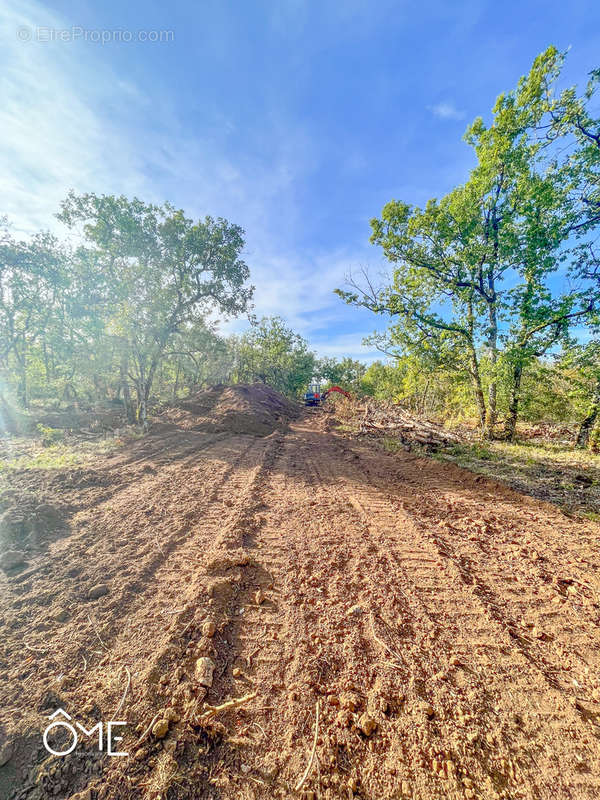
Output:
[[1, 386, 600, 800]]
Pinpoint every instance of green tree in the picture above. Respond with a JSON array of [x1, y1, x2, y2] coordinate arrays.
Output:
[[0, 223, 69, 407], [337, 47, 596, 439], [233, 316, 315, 397], [58, 193, 253, 424], [317, 356, 367, 392]]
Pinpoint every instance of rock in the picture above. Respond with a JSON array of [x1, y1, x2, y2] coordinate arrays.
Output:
[[195, 657, 215, 687], [53, 609, 69, 623], [348, 604, 365, 617], [340, 692, 360, 711], [0, 741, 13, 767], [88, 584, 109, 600], [202, 620, 216, 638], [232, 667, 242, 678], [0, 550, 26, 571], [240, 763, 251, 774], [358, 713, 377, 736], [151, 720, 169, 739], [255, 589, 265, 605]]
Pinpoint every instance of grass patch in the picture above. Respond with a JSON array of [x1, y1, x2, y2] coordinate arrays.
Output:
[[0, 435, 124, 472], [435, 437, 600, 516]]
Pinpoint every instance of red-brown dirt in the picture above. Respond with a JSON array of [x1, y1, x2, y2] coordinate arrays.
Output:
[[1, 391, 600, 800]]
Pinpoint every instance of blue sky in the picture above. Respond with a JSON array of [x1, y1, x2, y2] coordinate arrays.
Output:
[[1, 0, 599, 360]]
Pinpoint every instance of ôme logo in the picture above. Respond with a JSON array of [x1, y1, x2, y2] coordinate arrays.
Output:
[[43, 709, 128, 757]]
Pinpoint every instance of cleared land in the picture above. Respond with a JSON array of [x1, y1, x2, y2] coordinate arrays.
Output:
[[1, 386, 600, 800]]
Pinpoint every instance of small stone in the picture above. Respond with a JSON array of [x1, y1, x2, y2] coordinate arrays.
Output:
[[348, 604, 365, 616], [255, 589, 265, 605], [151, 720, 169, 739], [0, 550, 26, 571], [240, 763, 251, 774], [195, 657, 215, 687], [232, 667, 242, 678], [88, 584, 109, 600], [358, 713, 377, 736], [134, 748, 147, 761], [202, 620, 216, 638], [340, 693, 360, 711], [336, 710, 353, 727]]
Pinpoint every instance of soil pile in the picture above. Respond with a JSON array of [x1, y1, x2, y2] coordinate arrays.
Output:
[[159, 383, 300, 436]]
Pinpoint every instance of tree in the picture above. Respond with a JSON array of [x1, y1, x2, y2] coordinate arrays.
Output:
[[337, 47, 596, 439], [317, 357, 367, 392], [233, 316, 315, 397], [57, 193, 253, 424], [0, 223, 69, 407]]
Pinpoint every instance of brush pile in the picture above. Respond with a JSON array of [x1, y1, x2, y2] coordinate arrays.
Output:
[[346, 398, 462, 450]]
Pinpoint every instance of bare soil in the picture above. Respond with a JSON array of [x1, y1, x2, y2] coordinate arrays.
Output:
[[1, 387, 600, 800]]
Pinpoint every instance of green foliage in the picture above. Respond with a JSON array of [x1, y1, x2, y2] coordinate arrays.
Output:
[[317, 357, 366, 392], [0, 194, 254, 424], [337, 46, 599, 440], [35, 424, 63, 447], [232, 316, 315, 397]]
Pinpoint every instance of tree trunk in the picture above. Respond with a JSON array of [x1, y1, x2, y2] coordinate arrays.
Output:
[[119, 355, 135, 424], [484, 293, 498, 439], [468, 348, 487, 431], [17, 354, 28, 408], [173, 363, 180, 402], [576, 376, 600, 449], [505, 361, 523, 441]]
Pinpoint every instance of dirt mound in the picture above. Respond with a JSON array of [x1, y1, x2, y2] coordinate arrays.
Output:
[[158, 383, 300, 436]]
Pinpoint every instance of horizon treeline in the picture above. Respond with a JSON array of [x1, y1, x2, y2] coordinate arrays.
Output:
[[1, 47, 599, 447]]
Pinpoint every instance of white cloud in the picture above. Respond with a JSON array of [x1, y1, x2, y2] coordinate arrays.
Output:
[[428, 101, 466, 121], [0, 0, 384, 361]]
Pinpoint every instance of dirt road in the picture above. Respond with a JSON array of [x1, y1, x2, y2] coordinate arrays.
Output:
[[2, 406, 600, 800]]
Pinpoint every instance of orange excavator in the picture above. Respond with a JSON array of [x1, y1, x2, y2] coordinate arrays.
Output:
[[303, 383, 352, 406]]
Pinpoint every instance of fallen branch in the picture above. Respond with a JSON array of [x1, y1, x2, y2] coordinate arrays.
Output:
[[369, 613, 404, 670], [112, 665, 131, 720], [87, 613, 109, 650], [294, 700, 320, 793], [198, 691, 257, 722], [135, 711, 161, 746]]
